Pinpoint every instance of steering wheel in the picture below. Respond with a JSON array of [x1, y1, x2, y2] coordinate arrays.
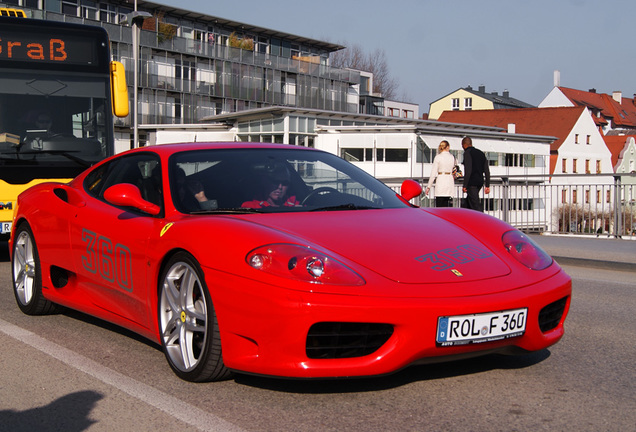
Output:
[[301, 186, 338, 205]]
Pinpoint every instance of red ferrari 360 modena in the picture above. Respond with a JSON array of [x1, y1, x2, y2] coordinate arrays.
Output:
[[10, 143, 571, 382]]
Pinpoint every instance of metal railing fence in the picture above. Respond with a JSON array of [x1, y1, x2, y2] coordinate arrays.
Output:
[[389, 173, 636, 238]]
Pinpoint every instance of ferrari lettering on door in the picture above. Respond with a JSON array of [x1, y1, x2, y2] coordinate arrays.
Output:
[[81, 229, 133, 292], [415, 244, 493, 271]]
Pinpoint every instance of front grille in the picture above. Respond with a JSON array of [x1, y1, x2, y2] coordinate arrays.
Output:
[[538, 296, 569, 332], [306, 322, 394, 359]]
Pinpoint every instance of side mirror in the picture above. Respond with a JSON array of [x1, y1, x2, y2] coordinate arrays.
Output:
[[104, 183, 160, 216], [400, 179, 422, 202], [110, 61, 129, 117]]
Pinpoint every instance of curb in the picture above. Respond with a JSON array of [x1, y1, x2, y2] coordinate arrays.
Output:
[[552, 256, 636, 273]]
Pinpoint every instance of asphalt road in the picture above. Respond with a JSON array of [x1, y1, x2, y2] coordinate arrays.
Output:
[[0, 245, 634, 432]]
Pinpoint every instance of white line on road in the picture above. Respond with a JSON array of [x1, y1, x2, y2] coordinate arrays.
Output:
[[0, 318, 245, 432]]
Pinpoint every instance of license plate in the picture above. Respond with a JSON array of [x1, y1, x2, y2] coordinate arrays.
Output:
[[436, 308, 527, 346], [0, 222, 12, 234]]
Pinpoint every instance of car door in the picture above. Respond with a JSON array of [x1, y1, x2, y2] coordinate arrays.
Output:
[[69, 153, 164, 330]]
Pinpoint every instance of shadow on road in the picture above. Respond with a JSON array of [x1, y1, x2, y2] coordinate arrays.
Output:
[[233, 349, 551, 393], [0, 390, 102, 431]]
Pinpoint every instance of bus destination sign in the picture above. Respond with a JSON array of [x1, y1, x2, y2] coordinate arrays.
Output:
[[0, 30, 99, 66]]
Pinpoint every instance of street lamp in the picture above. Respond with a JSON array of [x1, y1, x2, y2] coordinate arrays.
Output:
[[122, 8, 152, 148]]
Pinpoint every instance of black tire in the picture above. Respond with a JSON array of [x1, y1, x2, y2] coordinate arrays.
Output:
[[158, 251, 232, 382], [12, 222, 57, 315]]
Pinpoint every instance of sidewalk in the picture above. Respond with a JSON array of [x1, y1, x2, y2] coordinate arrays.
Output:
[[530, 233, 636, 272]]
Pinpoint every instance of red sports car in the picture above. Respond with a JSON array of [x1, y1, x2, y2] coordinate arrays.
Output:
[[10, 143, 571, 382]]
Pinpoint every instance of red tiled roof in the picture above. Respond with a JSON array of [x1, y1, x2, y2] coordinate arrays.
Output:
[[438, 106, 588, 175], [559, 87, 636, 128], [603, 135, 634, 169]]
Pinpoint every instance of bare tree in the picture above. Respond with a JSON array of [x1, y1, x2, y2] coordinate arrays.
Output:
[[330, 44, 399, 100]]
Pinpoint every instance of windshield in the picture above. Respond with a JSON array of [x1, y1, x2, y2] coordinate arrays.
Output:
[[170, 148, 409, 213], [0, 70, 111, 176]]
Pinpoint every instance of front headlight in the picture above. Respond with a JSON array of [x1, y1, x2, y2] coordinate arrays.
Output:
[[247, 244, 365, 285], [502, 230, 553, 270]]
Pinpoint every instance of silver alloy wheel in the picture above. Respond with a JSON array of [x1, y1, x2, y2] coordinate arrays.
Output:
[[13, 230, 36, 306], [159, 261, 208, 372]]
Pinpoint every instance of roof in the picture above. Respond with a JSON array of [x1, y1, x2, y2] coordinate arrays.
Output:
[[134, 1, 345, 52], [438, 107, 588, 174], [603, 135, 635, 170], [558, 87, 636, 129], [462, 86, 535, 109], [439, 106, 584, 152]]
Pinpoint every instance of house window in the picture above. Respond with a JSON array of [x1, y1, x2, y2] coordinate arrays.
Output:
[[341, 148, 364, 162], [562, 159, 567, 173], [62, 0, 79, 15], [575, 134, 579, 144], [596, 160, 601, 173], [606, 190, 611, 203], [464, 98, 472, 110], [585, 190, 590, 204], [572, 190, 578, 204], [586, 135, 591, 144], [572, 159, 577, 173], [403, 110, 414, 119], [385, 149, 409, 162], [81, 0, 97, 20], [452, 98, 460, 110], [585, 159, 590, 174], [561, 189, 567, 203]]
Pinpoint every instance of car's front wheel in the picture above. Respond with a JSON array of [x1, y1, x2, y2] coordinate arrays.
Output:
[[12, 222, 57, 315], [158, 252, 232, 382]]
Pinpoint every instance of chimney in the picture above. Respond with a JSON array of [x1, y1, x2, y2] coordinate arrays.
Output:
[[478, 85, 486, 93], [503, 90, 510, 98], [633, 94, 636, 106], [612, 91, 622, 103], [507, 123, 516, 134], [589, 88, 596, 93], [553, 70, 560, 87]]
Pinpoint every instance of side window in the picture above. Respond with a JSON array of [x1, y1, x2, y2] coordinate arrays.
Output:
[[84, 153, 163, 209]]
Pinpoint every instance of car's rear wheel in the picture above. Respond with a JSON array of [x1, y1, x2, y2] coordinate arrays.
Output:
[[158, 252, 232, 382], [12, 223, 57, 315]]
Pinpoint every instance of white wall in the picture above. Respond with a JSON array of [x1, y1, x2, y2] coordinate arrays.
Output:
[[539, 87, 575, 108]]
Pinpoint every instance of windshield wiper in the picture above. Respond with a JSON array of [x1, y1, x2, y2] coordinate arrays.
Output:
[[190, 207, 262, 215], [309, 204, 380, 212], [16, 150, 91, 168]]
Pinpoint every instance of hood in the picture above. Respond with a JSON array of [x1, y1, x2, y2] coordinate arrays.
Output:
[[244, 208, 511, 285]]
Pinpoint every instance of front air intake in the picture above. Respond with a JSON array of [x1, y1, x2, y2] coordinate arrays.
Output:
[[306, 322, 394, 359], [538, 296, 568, 332]]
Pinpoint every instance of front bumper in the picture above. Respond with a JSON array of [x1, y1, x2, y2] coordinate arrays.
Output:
[[207, 267, 572, 379]]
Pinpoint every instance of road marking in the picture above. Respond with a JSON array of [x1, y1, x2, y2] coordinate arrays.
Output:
[[0, 318, 245, 432]]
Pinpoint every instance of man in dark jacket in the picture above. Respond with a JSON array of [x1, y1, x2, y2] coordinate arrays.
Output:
[[461, 136, 490, 212]]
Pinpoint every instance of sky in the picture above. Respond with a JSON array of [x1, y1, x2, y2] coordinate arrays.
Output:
[[158, 0, 635, 113]]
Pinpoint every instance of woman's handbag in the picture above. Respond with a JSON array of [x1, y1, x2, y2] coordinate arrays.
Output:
[[452, 164, 463, 180]]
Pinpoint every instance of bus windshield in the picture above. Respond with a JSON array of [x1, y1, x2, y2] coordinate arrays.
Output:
[[0, 14, 127, 235], [0, 70, 111, 171]]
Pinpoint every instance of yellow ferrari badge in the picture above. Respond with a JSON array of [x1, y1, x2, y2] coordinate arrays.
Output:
[[160, 222, 174, 237]]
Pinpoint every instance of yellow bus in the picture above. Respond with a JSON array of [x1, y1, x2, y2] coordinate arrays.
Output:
[[0, 10, 128, 236]]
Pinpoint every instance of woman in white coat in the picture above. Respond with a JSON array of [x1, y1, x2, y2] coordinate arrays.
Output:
[[425, 140, 456, 207]]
